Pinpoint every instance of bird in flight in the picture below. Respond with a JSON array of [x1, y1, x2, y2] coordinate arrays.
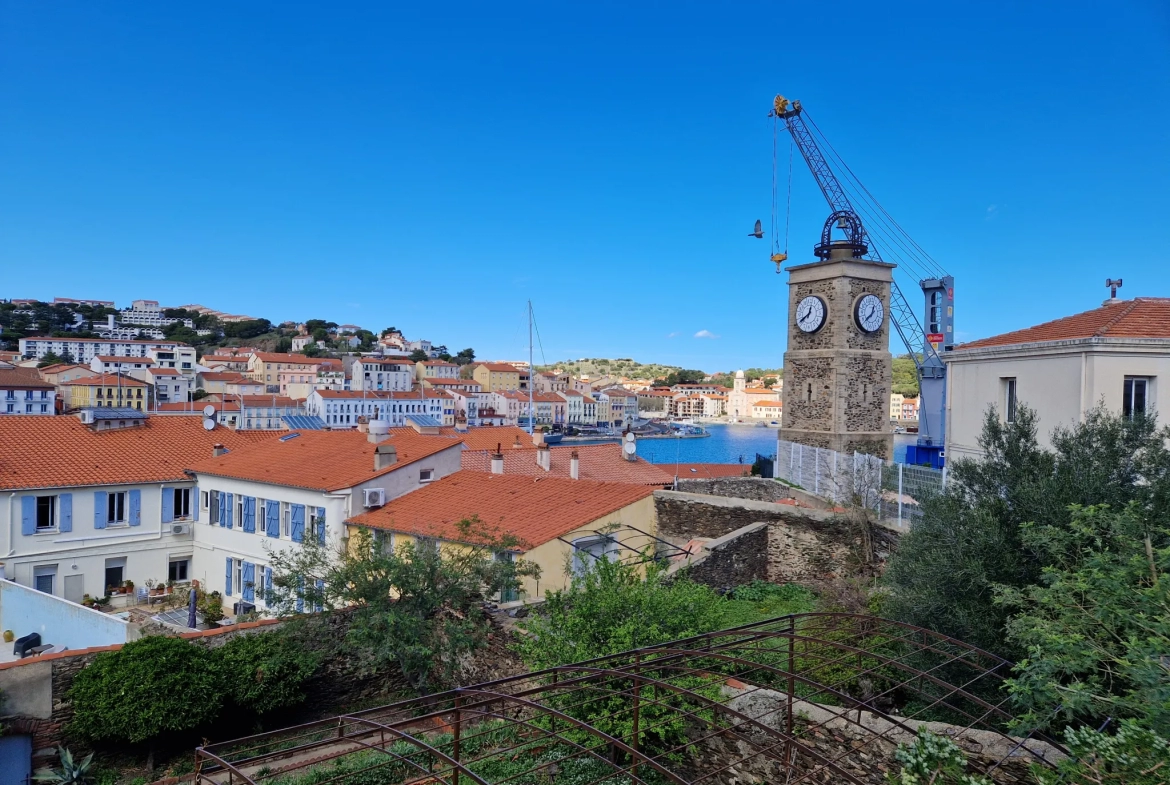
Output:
[[748, 219, 764, 238]]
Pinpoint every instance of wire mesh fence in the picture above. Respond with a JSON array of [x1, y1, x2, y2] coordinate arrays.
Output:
[[776, 439, 945, 529]]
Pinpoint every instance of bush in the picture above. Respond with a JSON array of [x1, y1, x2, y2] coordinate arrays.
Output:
[[217, 631, 321, 715], [69, 636, 223, 746]]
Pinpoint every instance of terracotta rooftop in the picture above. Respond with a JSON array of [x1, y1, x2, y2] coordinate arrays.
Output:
[[60, 373, 148, 387], [155, 402, 242, 413], [461, 443, 675, 486], [957, 298, 1170, 350], [93, 355, 154, 364], [478, 363, 521, 373], [672, 463, 752, 479], [251, 352, 316, 364], [0, 416, 276, 491], [347, 471, 655, 549], [187, 430, 464, 492], [0, 368, 54, 389], [198, 372, 254, 383], [435, 426, 534, 451]]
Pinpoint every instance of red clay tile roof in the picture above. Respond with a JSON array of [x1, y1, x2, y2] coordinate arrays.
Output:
[[0, 416, 277, 490], [477, 363, 521, 373], [94, 355, 154, 364], [198, 372, 254, 383], [672, 463, 752, 479], [187, 430, 464, 492], [61, 373, 148, 387], [251, 352, 315, 364], [957, 298, 1170, 350], [0, 368, 55, 389], [155, 402, 242, 412], [347, 471, 655, 549], [435, 426, 534, 451], [461, 443, 674, 486]]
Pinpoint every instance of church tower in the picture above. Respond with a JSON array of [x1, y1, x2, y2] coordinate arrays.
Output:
[[779, 214, 894, 459]]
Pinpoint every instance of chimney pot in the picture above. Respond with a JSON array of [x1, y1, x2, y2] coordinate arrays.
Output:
[[212, 443, 227, 457], [536, 443, 551, 472], [491, 451, 505, 475], [570, 450, 580, 480], [374, 443, 398, 471]]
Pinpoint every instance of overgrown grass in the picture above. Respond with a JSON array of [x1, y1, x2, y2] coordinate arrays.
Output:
[[716, 581, 816, 628]]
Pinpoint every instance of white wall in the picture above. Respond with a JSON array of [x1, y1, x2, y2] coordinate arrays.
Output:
[[0, 482, 198, 600], [0, 578, 129, 650], [945, 339, 1168, 461]]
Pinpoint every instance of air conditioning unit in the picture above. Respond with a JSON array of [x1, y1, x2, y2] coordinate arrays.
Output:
[[170, 523, 191, 535], [362, 488, 386, 508], [78, 410, 95, 424]]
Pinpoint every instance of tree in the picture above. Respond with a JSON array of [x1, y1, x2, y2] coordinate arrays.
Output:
[[996, 503, 1170, 734], [68, 636, 223, 766], [884, 405, 1170, 657], [454, 348, 475, 365], [888, 729, 991, 785], [1033, 721, 1170, 785], [306, 319, 338, 334], [217, 630, 320, 715], [265, 520, 538, 693], [221, 319, 272, 339], [380, 326, 398, 337], [892, 355, 920, 397], [408, 349, 429, 363], [657, 369, 706, 387], [37, 351, 63, 368]]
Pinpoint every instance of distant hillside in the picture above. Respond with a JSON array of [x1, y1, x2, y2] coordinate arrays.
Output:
[[535, 358, 682, 381]]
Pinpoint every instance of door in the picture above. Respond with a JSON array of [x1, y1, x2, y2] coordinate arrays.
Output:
[[0, 734, 32, 785], [64, 574, 85, 605]]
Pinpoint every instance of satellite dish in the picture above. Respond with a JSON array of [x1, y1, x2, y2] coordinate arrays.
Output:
[[622, 441, 636, 455], [202, 404, 216, 417], [624, 432, 635, 443], [202, 418, 216, 431]]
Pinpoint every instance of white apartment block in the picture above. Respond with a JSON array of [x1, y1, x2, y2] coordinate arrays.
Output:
[[305, 389, 454, 428], [0, 369, 56, 415], [20, 336, 188, 364], [352, 358, 414, 392]]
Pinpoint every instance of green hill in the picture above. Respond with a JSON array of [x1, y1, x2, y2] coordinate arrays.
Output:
[[534, 358, 682, 381]]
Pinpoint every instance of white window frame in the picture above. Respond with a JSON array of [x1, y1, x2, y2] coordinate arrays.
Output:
[[168, 557, 190, 582], [281, 502, 291, 537], [1003, 377, 1018, 424], [419, 468, 434, 483], [235, 495, 244, 530], [108, 491, 127, 525], [174, 487, 192, 520], [35, 494, 57, 531], [1123, 376, 1150, 420]]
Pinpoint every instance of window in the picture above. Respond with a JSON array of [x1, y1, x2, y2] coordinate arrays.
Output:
[[104, 558, 125, 593], [209, 490, 220, 525], [234, 559, 243, 596], [1004, 378, 1017, 424], [108, 492, 127, 524], [372, 529, 394, 556], [35, 495, 56, 530], [419, 469, 434, 483], [168, 558, 189, 582], [201, 490, 209, 511], [1123, 377, 1149, 420], [34, 565, 56, 595], [173, 487, 192, 519], [281, 502, 291, 537], [235, 496, 244, 529], [39, 404, 47, 413]]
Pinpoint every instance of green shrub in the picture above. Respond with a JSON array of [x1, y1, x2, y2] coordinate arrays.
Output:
[[217, 631, 321, 715], [68, 636, 223, 745]]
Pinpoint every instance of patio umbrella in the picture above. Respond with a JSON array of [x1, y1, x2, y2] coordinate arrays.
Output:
[[187, 587, 198, 629]]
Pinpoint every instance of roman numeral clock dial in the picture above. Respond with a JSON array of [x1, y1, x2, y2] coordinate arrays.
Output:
[[795, 295, 826, 333]]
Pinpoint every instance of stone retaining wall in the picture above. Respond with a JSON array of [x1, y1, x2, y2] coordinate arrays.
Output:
[[666, 522, 770, 590]]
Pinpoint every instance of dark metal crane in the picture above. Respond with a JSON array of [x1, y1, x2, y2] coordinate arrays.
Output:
[[771, 95, 953, 467]]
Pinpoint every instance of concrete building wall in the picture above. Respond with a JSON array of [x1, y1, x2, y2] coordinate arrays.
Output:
[[0, 579, 129, 652]]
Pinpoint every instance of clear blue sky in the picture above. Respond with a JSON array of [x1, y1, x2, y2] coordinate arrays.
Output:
[[3, 1, 1168, 371]]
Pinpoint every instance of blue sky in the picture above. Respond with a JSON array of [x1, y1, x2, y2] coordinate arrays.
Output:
[[2, 1, 1168, 371]]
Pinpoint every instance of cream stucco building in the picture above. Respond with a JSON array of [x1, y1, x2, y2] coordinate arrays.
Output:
[[945, 297, 1170, 461]]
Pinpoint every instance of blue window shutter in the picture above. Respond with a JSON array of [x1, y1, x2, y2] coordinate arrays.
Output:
[[242, 562, 255, 603], [263, 566, 272, 603], [93, 491, 107, 530], [243, 496, 255, 534], [218, 492, 226, 527], [291, 505, 305, 543], [295, 575, 304, 613], [317, 506, 326, 545], [161, 488, 174, 524], [266, 501, 280, 538], [225, 493, 234, 528], [59, 493, 72, 533], [20, 496, 35, 536], [129, 489, 141, 527], [193, 487, 199, 521], [225, 557, 233, 596]]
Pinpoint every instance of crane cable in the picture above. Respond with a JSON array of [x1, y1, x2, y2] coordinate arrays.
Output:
[[771, 115, 779, 256], [784, 136, 793, 256], [770, 115, 794, 259]]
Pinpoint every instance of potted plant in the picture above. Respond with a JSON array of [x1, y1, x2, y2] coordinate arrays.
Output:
[[199, 591, 225, 627], [122, 579, 134, 595], [144, 578, 157, 596]]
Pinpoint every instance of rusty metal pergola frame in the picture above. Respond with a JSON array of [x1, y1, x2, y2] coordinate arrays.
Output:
[[194, 613, 1066, 785]]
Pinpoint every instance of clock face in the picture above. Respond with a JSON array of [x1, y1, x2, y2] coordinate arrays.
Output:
[[855, 293, 884, 333], [795, 296, 826, 333]]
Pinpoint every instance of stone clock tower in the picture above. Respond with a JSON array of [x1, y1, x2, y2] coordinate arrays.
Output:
[[779, 223, 894, 459]]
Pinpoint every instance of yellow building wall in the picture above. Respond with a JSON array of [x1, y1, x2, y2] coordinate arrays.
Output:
[[343, 493, 658, 602]]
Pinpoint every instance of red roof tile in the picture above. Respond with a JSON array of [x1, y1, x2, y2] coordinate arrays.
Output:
[[461, 443, 674, 486], [435, 426, 534, 451], [60, 373, 148, 387], [94, 355, 154, 364], [187, 430, 464, 492], [251, 352, 315, 364], [958, 298, 1170, 350], [0, 368, 54, 389], [672, 463, 752, 479], [0, 416, 277, 490], [347, 471, 654, 549], [477, 363, 521, 373]]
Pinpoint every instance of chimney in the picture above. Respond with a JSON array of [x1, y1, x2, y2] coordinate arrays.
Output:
[[367, 419, 391, 444], [374, 443, 398, 471], [570, 450, 580, 480], [1104, 278, 1124, 305], [536, 443, 551, 472], [212, 443, 227, 457], [356, 416, 369, 433], [491, 447, 505, 475], [532, 429, 545, 446], [512, 436, 523, 449]]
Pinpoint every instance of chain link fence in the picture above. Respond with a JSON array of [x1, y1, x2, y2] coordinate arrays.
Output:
[[776, 439, 946, 529]]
